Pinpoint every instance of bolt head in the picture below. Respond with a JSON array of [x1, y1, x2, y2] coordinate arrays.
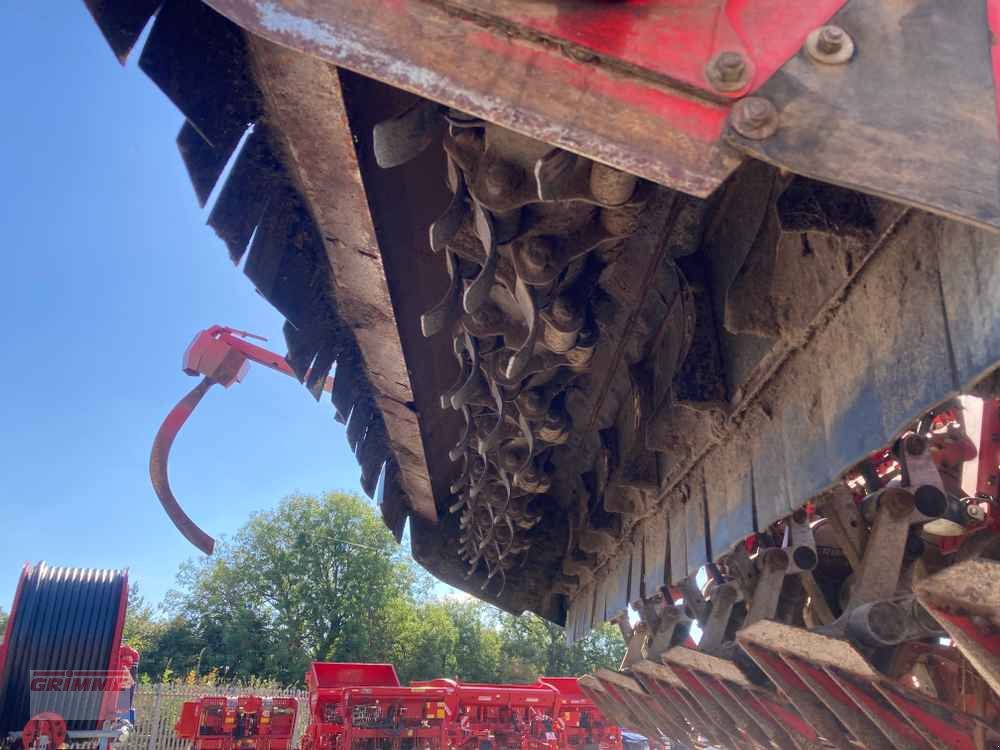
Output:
[[743, 99, 771, 127], [706, 51, 751, 91], [715, 51, 746, 82], [730, 97, 778, 140], [817, 25, 845, 54], [805, 24, 854, 65]]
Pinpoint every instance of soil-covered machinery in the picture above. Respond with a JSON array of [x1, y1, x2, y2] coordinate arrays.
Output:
[[79, 0, 1000, 746], [175, 695, 298, 750], [0, 563, 135, 750]]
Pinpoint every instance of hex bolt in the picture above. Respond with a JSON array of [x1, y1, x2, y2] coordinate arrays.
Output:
[[817, 25, 845, 54], [730, 97, 779, 140], [805, 24, 854, 65], [709, 51, 748, 90]]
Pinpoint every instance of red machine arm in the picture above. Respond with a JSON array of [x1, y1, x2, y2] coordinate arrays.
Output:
[[150, 326, 334, 554]]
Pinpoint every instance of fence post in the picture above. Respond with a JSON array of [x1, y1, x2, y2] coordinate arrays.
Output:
[[146, 684, 164, 750]]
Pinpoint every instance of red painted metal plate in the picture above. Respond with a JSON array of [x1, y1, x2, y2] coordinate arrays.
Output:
[[442, 0, 848, 98]]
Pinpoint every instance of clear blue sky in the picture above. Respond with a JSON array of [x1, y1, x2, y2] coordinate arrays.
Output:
[[0, 5, 382, 610]]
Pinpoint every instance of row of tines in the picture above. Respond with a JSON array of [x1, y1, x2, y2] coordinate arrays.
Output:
[[374, 102, 649, 592]]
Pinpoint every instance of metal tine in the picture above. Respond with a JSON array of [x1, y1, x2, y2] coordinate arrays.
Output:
[[429, 158, 469, 252], [373, 99, 443, 169], [421, 251, 463, 337], [463, 202, 498, 315], [504, 278, 540, 381]]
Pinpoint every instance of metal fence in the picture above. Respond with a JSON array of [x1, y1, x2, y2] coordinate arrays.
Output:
[[118, 684, 308, 750]]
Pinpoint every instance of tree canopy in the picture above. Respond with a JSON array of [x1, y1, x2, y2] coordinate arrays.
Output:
[[127, 492, 623, 686]]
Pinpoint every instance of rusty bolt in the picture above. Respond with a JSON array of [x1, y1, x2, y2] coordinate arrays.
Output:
[[817, 25, 845, 54], [716, 52, 745, 81], [708, 51, 748, 91], [483, 160, 522, 200], [730, 97, 778, 140], [805, 25, 854, 64]]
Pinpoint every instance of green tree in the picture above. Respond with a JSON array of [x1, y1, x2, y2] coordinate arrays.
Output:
[[386, 600, 459, 682], [494, 612, 624, 681], [446, 599, 502, 681], [122, 586, 164, 656], [164, 492, 420, 683]]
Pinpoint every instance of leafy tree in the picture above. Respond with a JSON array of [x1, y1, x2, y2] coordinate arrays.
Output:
[[161, 492, 419, 683], [122, 586, 164, 656], [445, 599, 502, 682], [0, 607, 7, 645], [494, 612, 625, 681]]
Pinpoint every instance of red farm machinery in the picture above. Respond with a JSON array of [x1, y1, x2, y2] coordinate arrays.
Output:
[[78, 0, 1000, 746], [298, 663, 620, 750], [175, 695, 298, 750], [0, 563, 136, 750], [410, 678, 561, 750], [300, 663, 450, 750], [536, 678, 619, 750]]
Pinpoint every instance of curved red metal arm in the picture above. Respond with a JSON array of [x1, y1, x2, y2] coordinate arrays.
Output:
[[149, 377, 218, 555], [151, 326, 334, 554]]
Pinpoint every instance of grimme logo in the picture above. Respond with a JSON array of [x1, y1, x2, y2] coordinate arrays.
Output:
[[30, 671, 131, 720]]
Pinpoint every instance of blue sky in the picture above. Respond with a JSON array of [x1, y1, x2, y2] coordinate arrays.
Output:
[[0, 5, 381, 610]]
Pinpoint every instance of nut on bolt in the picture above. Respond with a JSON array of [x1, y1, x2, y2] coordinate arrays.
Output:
[[706, 51, 751, 91], [805, 24, 854, 65], [730, 97, 779, 140]]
